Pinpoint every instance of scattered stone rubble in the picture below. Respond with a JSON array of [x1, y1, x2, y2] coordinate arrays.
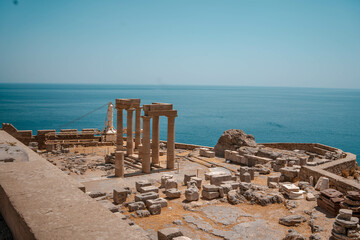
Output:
[[332, 209, 360, 240], [279, 215, 307, 226]]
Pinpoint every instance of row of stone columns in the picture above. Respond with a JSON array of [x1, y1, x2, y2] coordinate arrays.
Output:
[[115, 107, 142, 155], [115, 100, 177, 177], [141, 115, 176, 172]]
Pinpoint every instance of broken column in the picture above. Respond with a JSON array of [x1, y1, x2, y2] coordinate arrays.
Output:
[[126, 108, 134, 155], [115, 150, 125, 178], [167, 116, 175, 170], [141, 116, 151, 173]]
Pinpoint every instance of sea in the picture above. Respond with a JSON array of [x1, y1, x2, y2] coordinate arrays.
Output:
[[0, 83, 359, 159]]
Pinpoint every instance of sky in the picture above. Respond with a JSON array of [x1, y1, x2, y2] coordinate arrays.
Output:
[[0, 0, 359, 88]]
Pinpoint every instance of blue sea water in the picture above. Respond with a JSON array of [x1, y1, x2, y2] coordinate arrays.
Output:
[[0, 84, 359, 159]]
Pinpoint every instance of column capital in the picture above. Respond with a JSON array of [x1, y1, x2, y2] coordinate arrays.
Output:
[[126, 108, 135, 112], [141, 115, 152, 120]]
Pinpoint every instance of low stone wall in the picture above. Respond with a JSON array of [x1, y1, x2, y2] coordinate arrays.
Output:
[[300, 152, 358, 193]]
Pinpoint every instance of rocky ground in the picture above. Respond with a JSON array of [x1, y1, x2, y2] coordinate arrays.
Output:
[[42, 145, 336, 240]]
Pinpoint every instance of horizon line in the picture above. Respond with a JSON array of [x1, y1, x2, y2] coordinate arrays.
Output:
[[0, 82, 359, 91]]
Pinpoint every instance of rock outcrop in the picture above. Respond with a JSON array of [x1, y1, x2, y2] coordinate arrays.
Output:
[[214, 129, 257, 157]]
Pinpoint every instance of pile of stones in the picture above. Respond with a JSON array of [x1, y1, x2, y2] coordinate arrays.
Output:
[[280, 183, 305, 200], [317, 188, 344, 216], [331, 209, 360, 240], [239, 182, 284, 206], [127, 180, 168, 217], [202, 185, 221, 200], [161, 174, 182, 199], [272, 158, 287, 172], [341, 191, 360, 218]]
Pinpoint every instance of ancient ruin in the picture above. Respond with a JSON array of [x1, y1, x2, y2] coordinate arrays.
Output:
[[1, 98, 360, 240]]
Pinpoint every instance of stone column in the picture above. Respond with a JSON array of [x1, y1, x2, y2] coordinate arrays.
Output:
[[142, 116, 151, 173], [115, 151, 124, 178], [135, 107, 141, 149], [152, 116, 160, 165], [126, 108, 134, 155], [167, 116, 176, 169], [116, 108, 123, 150]]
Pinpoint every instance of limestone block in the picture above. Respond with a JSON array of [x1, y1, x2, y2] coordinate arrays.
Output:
[[165, 188, 181, 199], [185, 187, 199, 201], [98, 200, 118, 213], [202, 190, 220, 200], [136, 209, 150, 218], [210, 173, 232, 186], [243, 173, 251, 183], [320, 177, 329, 191], [190, 177, 202, 189], [267, 176, 280, 187], [139, 185, 159, 193], [128, 202, 145, 212], [222, 181, 240, 190], [161, 174, 174, 188], [135, 192, 159, 203], [136, 180, 151, 192], [146, 198, 168, 208], [184, 174, 196, 185], [148, 204, 161, 215], [220, 184, 233, 194], [268, 182, 278, 188], [199, 148, 215, 158], [202, 185, 219, 192], [315, 177, 326, 191], [113, 187, 129, 205], [158, 227, 183, 240], [306, 193, 316, 201], [165, 179, 178, 190], [224, 150, 231, 160]]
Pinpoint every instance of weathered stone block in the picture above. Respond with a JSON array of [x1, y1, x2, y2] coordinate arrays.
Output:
[[165, 179, 178, 190], [136, 209, 150, 218], [128, 202, 145, 212], [148, 204, 161, 215], [202, 184, 219, 192], [161, 174, 174, 188], [139, 185, 159, 193], [190, 177, 202, 189], [210, 173, 232, 186], [184, 174, 196, 185], [158, 228, 183, 240], [185, 187, 199, 201], [202, 190, 220, 200], [136, 180, 151, 192], [113, 187, 129, 205], [135, 192, 159, 203], [146, 198, 168, 208], [220, 184, 233, 194], [165, 188, 181, 199]]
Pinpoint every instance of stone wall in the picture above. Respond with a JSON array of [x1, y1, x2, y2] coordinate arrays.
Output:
[[300, 152, 359, 193], [2, 123, 33, 145]]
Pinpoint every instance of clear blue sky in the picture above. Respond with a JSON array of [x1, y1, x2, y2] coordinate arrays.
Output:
[[0, 0, 359, 88]]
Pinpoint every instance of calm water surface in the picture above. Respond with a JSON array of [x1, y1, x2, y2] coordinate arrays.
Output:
[[0, 84, 359, 159]]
